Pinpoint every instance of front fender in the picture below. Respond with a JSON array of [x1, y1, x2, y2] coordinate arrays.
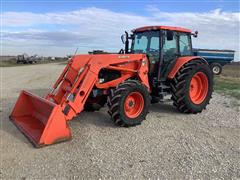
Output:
[[167, 56, 207, 79]]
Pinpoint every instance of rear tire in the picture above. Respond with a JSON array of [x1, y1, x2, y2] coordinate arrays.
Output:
[[170, 59, 213, 114], [107, 80, 150, 127]]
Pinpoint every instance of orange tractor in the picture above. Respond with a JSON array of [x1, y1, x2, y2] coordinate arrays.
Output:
[[10, 26, 213, 147]]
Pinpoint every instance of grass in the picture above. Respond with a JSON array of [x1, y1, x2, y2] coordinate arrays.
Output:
[[0, 58, 68, 67], [214, 63, 240, 100], [0, 59, 23, 67], [58, 61, 68, 65]]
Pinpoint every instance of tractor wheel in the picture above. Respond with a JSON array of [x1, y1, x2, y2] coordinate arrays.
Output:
[[107, 80, 150, 127], [170, 59, 213, 114]]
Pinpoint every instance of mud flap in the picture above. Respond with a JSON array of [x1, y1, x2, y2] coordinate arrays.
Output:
[[9, 90, 71, 147]]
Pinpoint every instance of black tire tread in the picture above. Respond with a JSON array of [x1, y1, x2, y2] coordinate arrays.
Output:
[[107, 80, 150, 127], [170, 59, 213, 114]]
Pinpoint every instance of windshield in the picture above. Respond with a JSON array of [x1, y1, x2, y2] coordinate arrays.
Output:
[[132, 31, 160, 54]]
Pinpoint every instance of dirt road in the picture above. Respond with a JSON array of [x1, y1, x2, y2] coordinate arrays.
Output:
[[0, 63, 239, 179]]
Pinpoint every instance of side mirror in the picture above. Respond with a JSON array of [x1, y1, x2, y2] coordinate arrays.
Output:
[[166, 30, 174, 41], [192, 31, 198, 38], [121, 34, 126, 44]]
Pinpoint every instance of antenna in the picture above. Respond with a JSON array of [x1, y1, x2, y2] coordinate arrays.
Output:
[[73, 47, 79, 56], [68, 47, 79, 62]]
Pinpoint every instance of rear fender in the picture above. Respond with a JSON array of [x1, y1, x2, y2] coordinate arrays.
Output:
[[168, 56, 207, 79]]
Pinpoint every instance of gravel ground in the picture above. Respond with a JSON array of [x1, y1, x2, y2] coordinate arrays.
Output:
[[0, 63, 239, 179]]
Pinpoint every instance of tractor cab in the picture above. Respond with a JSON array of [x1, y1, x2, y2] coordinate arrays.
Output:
[[122, 26, 197, 82]]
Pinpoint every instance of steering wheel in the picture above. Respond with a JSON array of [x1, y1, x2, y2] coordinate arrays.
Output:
[[118, 49, 124, 54], [149, 48, 159, 53]]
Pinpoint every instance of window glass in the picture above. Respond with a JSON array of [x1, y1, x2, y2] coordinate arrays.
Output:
[[150, 37, 159, 50], [133, 35, 147, 53], [163, 32, 177, 62], [148, 35, 160, 67], [179, 34, 191, 55], [133, 31, 159, 54]]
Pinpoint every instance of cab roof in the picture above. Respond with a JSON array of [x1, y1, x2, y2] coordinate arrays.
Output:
[[133, 26, 192, 33]]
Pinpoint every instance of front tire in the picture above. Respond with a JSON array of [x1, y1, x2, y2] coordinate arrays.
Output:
[[107, 80, 150, 127], [170, 59, 213, 114]]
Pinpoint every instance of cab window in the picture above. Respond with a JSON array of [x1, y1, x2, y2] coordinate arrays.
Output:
[[179, 33, 191, 56], [132, 31, 159, 55], [148, 35, 160, 64], [150, 36, 159, 50], [163, 31, 177, 62], [133, 35, 148, 53]]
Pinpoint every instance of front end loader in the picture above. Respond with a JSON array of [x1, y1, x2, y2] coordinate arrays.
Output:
[[10, 54, 150, 147], [10, 26, 213, 147]]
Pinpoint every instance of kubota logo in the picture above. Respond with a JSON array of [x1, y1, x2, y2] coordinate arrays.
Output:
[[118, 55, 129, 59]]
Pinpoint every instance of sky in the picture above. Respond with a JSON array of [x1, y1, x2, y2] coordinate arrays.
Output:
[[1, 0, 240, 60]]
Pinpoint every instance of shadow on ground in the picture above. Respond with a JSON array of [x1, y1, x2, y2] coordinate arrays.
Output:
[[2, 88, 179, 146], [150, 101, 178, 114]]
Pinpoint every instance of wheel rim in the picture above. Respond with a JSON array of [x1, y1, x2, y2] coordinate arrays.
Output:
[[212, 66, 220, 74], [124, 92, 144, 118], [189, 72, 209, 104]]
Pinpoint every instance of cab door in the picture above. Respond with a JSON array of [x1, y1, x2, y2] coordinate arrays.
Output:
[[160, 30, 178, 80], [147, 31, 160, 79]]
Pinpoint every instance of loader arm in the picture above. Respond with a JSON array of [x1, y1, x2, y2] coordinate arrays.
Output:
[[10, 54, 150, 147], [48, 54, 150, 120]]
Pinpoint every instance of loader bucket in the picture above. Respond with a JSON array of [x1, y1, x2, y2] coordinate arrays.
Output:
[[10, 90, 71, 147]]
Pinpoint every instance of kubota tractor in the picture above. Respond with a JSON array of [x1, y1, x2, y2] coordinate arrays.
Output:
[[10, 26, 213, 147]]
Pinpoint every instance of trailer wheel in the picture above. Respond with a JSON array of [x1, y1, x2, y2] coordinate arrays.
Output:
[[107, 80, 150, 127], [170, 59, 213, 114], [210, 63, 222, 75]]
